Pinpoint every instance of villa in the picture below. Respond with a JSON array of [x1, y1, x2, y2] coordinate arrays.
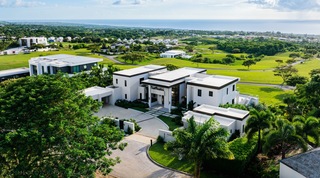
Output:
[[28, 54, 102, 76], [182, 104, 250, 135], [19, 37, 48, 48], [160, 50, 191, 59], [0, 67, 30, 82], [111, 65, 242, 112]]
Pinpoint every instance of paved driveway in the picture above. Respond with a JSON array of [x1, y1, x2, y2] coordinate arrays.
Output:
[[95, 105, 169, 138], [110, 134, 191, 178]]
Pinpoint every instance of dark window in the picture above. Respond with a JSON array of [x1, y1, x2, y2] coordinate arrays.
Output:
[[116, 79, 118, 84], [140, 77, 144, 84], [232, 99, 235, 104], [47, 66, 51, 74], [125, 80, 127, 87], [72, 66, 80, 73], [125, 94, 127, 99], [198, 89, 202, 97], [233, 85, 235, 91], [42, 66, 45, 73], [242, 125, 245, 133], [209, 91, 213, 97], [230, 130, 232, 134], [226, 88, 229, 95], [140, 93, 142, 99]]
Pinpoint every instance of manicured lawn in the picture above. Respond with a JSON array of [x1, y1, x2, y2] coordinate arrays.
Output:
[[237, 84, 293, 105], [0, 49, 114, 70], [295, 59, 320, 77], [148, 142, 194, 174], [158, 115, 181, 131], [149, 142, 229, 178]]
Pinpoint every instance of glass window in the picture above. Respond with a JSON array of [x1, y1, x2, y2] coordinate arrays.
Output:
[[226, 88, 229, 95], [125, 94, 127, 99], [209, 91, 213, 97], [197, 89, 202, 97], [125, 80, 127, 87], [116, 79, 118, 84], [233, 85, 235, 91]]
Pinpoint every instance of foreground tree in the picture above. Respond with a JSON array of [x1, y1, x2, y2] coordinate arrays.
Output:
[[293, 115, 320, 146], [0, 74, 126, 177], [166, 117, 233, 178], [263, 119, 307, 159], [245, 109, 273, 153]]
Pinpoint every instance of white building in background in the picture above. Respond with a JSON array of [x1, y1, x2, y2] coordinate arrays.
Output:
[[19, 37, 48, 48], [280, 147, 320, 178], [182, 104, 249, 135], [66, 36, 72, 42], [0, 67, 30, 82], [160, 50, 192, 59], [28, 54, 102, 76], [56, 37, 64, 42]]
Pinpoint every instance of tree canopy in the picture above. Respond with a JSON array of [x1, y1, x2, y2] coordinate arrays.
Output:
[[0, 74, 126, 177]]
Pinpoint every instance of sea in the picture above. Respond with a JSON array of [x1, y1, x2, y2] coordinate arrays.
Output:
[[11, 19, 320, 35]]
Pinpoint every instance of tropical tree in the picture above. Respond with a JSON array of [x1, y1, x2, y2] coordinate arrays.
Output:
[[0, 74, 126, 177], [245, 109, 273, 153], [166, 117, 233, 178], [293, 115, 320, 146], [242, 59, 256, 70], [263, 119, 307, 159], [273, 65, 298, 86]]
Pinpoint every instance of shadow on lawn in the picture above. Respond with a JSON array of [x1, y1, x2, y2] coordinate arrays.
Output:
[[274, 93, 292, 101], [259, 87, 282, 93]]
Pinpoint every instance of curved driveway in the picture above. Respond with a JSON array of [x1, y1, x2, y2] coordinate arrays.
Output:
[[110, 134, 191, 178]]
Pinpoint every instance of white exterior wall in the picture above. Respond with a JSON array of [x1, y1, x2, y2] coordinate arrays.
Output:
[[113, 73, 149, 101], [187, 84, 237, 107], [108, 87, 122, 105], [237, 117, 248, 135], [19, 37, 48, 47], [159, 129, 175, 142], [280, 163, 305, 178]]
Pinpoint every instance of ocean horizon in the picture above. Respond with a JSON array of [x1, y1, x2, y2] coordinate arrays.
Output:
[[8, 19, 320, 35]]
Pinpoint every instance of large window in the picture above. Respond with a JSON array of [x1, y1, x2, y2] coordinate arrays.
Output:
[[209, 91, 213, 97], [72, 66, 80, 73], [198, 89, 202, 97]]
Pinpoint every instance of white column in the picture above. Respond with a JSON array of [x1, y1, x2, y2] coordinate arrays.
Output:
[[148, 85, 151, 108], [186, 85, 190, 108], [168, 87, 172, 113], [29, 64, 33, 76]]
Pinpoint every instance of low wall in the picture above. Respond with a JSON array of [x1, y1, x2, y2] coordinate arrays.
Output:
[[159, 129, 175, 142], [108, 118, 135, 133]]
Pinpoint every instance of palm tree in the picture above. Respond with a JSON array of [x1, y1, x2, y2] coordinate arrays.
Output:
[[293, 115, 320, 146], [245, 109, 273, 153], [263, 119, 307, 159], [165, 117, 233, 178]]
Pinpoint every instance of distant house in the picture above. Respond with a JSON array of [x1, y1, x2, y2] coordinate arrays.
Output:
[[182, 104, 249, 135], [48, 37, 56, 43], [56, 37, 64, 43], [160, 50, 187, 58], [66, 36, 72, 42], [19, 37, 48, 48], [28, 54, 102, 76], [280, 147, 320, 178]]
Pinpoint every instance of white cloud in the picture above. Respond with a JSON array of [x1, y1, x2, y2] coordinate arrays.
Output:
[[248, 0, 320, 11], [0, 0, 45, 7]]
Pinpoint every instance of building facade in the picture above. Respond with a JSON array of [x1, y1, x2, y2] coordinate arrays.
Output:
[[28, 54, 102, 76], [19, 37, 48, 48]]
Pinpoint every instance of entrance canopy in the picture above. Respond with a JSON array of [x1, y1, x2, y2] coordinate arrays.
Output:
[[83, 86, 113, 100]]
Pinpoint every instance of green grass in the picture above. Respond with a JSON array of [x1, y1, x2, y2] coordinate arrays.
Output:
[[158, 115, 181, 131], [237, 84, 293, 105], [0, 49, 114, 70], [148, 142, 194, 174], [149, 142, 230, 178]]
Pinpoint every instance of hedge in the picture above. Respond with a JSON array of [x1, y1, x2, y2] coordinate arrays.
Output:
[[203, 136, 257, 177], [115, 99, 148, 109]]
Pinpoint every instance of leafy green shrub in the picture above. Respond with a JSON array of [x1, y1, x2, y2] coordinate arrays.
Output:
[[203, 136, 257, 177], [126, 126, 133, 135], [157, 136, 164, 143], [129, 118, 141, 132]]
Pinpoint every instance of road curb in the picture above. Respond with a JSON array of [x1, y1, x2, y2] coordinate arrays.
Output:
[[146, 144, 192, 177]]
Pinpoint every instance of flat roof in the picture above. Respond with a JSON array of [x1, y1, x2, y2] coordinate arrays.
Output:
[[0, 67, 30, 77], [83, 86, 113, 98], [142, 78, 185, 88], [280, 147, 320, 178], [113, 65, 166, 77], [161, 50, 186, 55], [187, 73, 239, 89], [29, 54, 103, 67], [193, 104, 249, 121], [183, 111, 235, 127], [149, 67, 206, 82]]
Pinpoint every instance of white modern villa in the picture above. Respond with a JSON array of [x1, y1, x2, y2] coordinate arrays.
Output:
[[182, 104, 250, 135], [160, 50, 191, 59], [19, 37, 48, 48], [28, 54, 102, 76]]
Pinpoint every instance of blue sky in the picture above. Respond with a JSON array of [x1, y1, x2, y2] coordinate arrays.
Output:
[[1, 0, 320, 20]]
